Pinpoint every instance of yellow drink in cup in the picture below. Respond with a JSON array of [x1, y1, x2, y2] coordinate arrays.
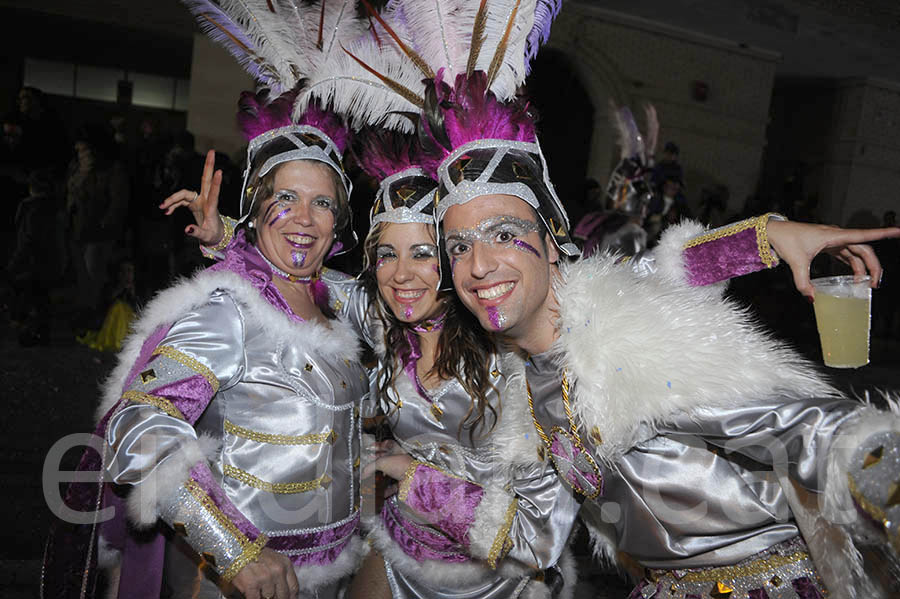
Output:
[[811, 275, 871, 368]]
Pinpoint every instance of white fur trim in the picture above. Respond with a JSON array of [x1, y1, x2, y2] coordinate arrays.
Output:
[[364, 513, 531, 587], [654, 221, 707, 286], [96, 534, 122, 570], [293, 534, 368, 593], [96, 268, 362, 422], [579, 501, 620, 570], [468, 484, 516, 560], [126, 434, 220, 526], [552, 251, 841, 464]]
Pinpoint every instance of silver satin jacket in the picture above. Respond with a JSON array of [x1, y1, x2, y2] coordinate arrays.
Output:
[[103, 239, 368, 595]]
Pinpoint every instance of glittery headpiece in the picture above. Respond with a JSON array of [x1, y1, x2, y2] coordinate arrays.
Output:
[[354, 128, 436, 227], [237, 90, 357, 255], [421, 71, 579, 257]]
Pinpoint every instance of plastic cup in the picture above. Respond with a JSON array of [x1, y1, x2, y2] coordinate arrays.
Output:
[[811, 275, 872, 368]]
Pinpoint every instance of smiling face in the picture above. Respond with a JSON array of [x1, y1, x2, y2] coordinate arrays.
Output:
[[443, 194, 558, 347], [374, 222, 443, 323], [254, 160, 337, 277]]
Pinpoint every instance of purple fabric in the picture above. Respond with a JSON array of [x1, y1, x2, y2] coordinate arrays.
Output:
[[208, 231, 305, 323], [266, 514, 360, 566], [792, 576, 825, 599], [748, 589, 771, 599], [404, 464, 483, 547], [189, 463, 263, 542], [148, 374, 215, 424], [684, 226, 769, 286], [627, 581, 659, 599], [123, 324, 174, 390], [116, 520, 166, 599], [382, 498, 470, 563]]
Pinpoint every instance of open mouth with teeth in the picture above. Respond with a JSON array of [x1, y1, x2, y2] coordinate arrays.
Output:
[[474, 281, 515, 302], [284, 233, 316, 249], [393, 288, 426, 304]]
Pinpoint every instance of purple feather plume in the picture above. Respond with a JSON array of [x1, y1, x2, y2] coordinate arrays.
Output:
[[236, 89, 350, 154], [296, 103, 350, 154], [524, 0, 562, 71], [354, 128, 425, 181], [420, 70, 536, 177]]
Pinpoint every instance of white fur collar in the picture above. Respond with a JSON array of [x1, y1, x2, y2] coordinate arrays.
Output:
[[551, 251, 840, 464], [96, 268, 361, 421], [493, 236, 841, 469]]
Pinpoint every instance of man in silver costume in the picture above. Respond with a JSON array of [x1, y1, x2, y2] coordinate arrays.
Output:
[[430, 75, 900, 598]]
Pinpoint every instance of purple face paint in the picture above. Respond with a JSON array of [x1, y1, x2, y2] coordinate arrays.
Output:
[[291, 251, 306, 267], [268, 207, 291, 227], [375, 258, 388, 270], [450, 258, 459, 276], [404, 305, 413, 319], [485, 306, 506, 330], [432, 264, 439, 273], [512, 239, 541, 258]]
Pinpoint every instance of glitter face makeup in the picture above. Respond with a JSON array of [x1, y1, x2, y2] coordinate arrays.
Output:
[[404, 306, 413, 319], [486, 306, 506, 330], [291, 250, 306, 267], [444, 216, 542, 260]]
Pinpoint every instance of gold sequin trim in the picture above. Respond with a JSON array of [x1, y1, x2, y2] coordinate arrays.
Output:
[[224, 420, 337, 446], [486, 497, 519, 569], [848, 473, 900, 554], [223, 464, 331, 494], [682, 213, 782, 269], [208, 214, 236, 252], [650, 549, 811, 585], [222, 533, 268, 582], [397, 460, 423, 502], [122, 390, 185, 420], [152, 346, 220, 393]]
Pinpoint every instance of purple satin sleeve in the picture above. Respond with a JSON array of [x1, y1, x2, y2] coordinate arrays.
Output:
[[189, 462, 264, 542], [150, 375, 216, 424], [382, 497, 470, 563], [401, 463, 484, 547], [683, 216, 779, 286]]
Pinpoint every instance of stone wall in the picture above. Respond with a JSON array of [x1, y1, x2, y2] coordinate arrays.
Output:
[[546, 3, 780, 216]]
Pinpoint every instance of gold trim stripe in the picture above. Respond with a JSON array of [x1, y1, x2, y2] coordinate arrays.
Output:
[[486, 497, 518, 569], [653, 550, 811, 585], [208, 215, 236, 253], [122, 390, 185, 420], [682, 213, 781, 269], [397, 460, 422, 502], [224, 420, 336, 446], [152, 346, 220, 393], [224, 464, 330, 494], [222, 534, 268, 582]]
